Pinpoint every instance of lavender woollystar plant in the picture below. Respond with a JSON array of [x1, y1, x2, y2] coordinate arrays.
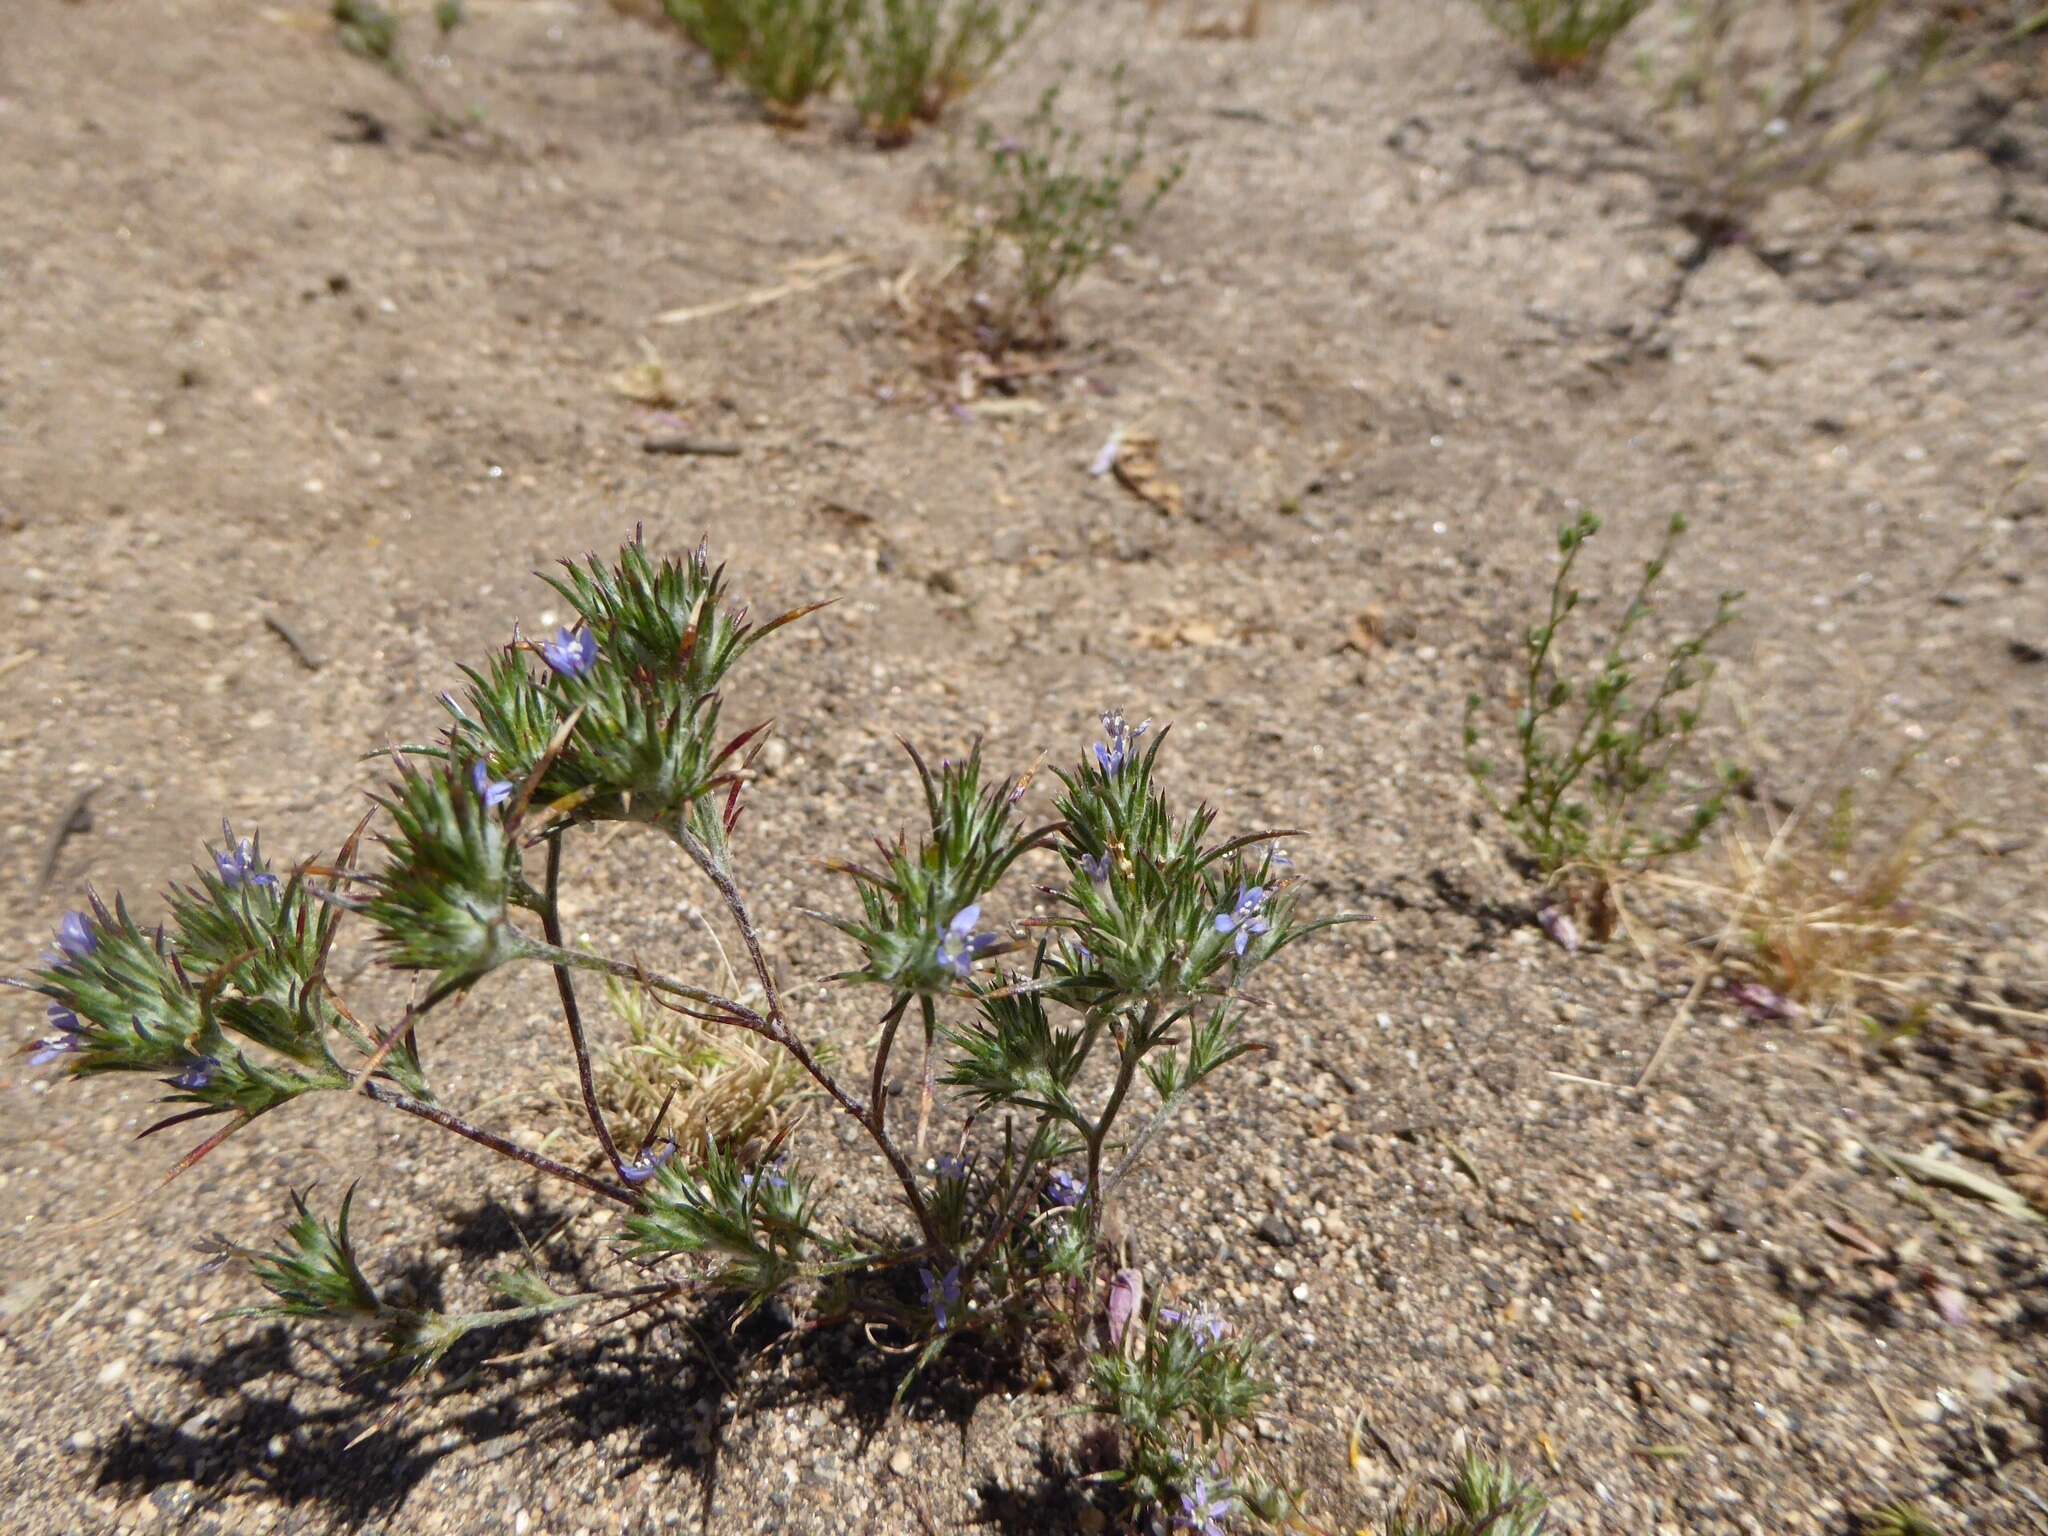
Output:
[[11, 534, 1351, 1536]]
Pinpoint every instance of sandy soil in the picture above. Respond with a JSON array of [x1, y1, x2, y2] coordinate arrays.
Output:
[[2, 2, 2046, 1533]]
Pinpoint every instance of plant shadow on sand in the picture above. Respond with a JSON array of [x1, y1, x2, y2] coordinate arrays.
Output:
[[87, 1194, 1058, 1531]]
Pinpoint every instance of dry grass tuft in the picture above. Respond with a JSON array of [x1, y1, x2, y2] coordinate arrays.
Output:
[[563, 975, 813, 1161], [1664, 779, 1970, 1036]]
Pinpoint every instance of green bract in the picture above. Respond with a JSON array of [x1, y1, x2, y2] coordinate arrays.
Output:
[[624, 1142, 817, 1313], [818, 741, 1044, 993], [365, 760, 527, 997]]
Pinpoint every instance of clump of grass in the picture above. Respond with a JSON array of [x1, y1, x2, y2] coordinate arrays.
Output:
[[664, 0, 857, 118], [569, 975, 813, 1161], [331, 0, 478, 133], [1474, 0, 1652, 78], [957, 71, 1186, 347], [1862, 1503, 1944, 1536], [1658, 0, 1956, 247], [1463, 510, 1744, 939], [853, 0, 1043, 145], [1380, 1453, 1552, 1536], [1688, 774, 1966, 1034]]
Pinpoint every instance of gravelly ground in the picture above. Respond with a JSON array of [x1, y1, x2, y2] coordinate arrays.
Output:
[[2, 2, 2046, 1533]]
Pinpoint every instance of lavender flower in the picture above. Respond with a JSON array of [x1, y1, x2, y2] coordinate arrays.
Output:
[[934, 1155, 968, 1184], [1726, 979, 1803, 1022], [1176, 1471, 1234, 1536], [1064, 937, 1094, 971], [1044, 1170, 1086, 1208], [1159, 1306, 1228, 1348], [215, 836, 279, 892], [741, 1161, 791, 1197], [1093, 709, 1150, 776], [470, 761, 516, 810], [541, 626, 598, 680], [1078, 851, 1112, 885], [920, 1264, 962, 1330], [167, 1056, 219, 1093], [1087, 428, 1124, 478], [1213, 886, 1270, 958], [935, 904, 997, 981], [620, 1139, 679, 1187], [55, 911, 97, 960], [28, 1005, 87, 1068], [1536, 904, 1581, 955]]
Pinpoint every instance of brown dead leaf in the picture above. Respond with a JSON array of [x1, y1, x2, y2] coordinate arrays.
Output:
[[1343, 608, 1386, 655], [1821, 1215, 1888, 1263], [1185, 0, 1262, 38], [1112, 432, 1183, 517], [611, 358, 680, 409], [1131, 616, 1230, 651]]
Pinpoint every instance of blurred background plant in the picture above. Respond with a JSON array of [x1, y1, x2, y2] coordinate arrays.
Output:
[[1474, 0, 1655, 77], [1370, 1453, 1553, 1536], [1655, 0, 1957, 247], [1861, 1501, 1945, 1536], [662, 0, 859, 118], [956, 71, 1186, 347], [854, 0, 1044, 144], [331, 0, 479, 134], [1464, 510, 1744, 941]]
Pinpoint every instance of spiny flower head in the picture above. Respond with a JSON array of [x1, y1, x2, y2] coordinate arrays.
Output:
[[822, 741, 1044, 993], [363, 760, 526, 997]]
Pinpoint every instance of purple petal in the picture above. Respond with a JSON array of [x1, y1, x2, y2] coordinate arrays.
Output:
[[56, 912, 96, 958], [1536, 905, 1581, 955], [1087, 429, 1123, 478], [620, 1139, 679, 1186], [167, 1056, 219, 1092], [1727, 979, 1802, 1021], [1104, 1268, 1142, 1347]]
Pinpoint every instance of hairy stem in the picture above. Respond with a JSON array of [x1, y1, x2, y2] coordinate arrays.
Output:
[[1082, 1005, 1153, 1236], [541, 831, 628, 1178], [362, 1079, 636, 1206], [868, 991, 913, 1139]]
